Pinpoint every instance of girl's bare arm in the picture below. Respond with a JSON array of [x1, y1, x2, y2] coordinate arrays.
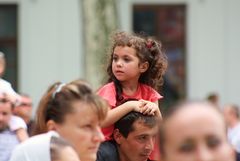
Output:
[[101, 100, 143, 128]]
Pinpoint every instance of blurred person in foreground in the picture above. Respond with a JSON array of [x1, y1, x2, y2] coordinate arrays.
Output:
[[28, 79, 108, 161], [159, 101, 235, 161], [223, 104, 240, 161]]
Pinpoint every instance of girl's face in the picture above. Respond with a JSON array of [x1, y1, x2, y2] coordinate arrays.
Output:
[[53, 101, 105, 161], [161, 106, 234, 161], [112, 46, 148, 83]]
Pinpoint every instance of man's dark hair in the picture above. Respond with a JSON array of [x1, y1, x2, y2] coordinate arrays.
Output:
[[114, 111, 158, 138]]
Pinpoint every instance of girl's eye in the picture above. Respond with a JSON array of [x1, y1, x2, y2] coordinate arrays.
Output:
[[124, 58, 130, 62], [112, 54, 118, 60], [113, 57, 117, 61]]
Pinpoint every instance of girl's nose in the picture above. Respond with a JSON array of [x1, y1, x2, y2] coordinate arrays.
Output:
[[116, 60, 123, 67]]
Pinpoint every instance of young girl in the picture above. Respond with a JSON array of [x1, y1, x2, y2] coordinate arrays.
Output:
[[97, 31, 167, 160], [98, 31, 167, 138]]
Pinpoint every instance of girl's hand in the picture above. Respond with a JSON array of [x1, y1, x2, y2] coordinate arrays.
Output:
[[123, 100, 145, 113], [139, 99, 162, 118]]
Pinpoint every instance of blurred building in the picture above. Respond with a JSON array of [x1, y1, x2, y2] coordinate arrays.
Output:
[[0, 0, 240, 112]]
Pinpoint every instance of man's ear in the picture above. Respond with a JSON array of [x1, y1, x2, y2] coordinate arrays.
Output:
[[113, 129, 124, 144], [46, 120, 58, 131], [139, 61, 149, 73]]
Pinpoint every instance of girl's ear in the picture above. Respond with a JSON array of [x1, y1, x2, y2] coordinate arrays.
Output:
[[113, 129, 124, 144], [140, 61, 149, 73], [46, 120, 58, 131]]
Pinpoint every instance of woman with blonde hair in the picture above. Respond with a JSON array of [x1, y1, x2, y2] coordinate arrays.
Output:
[[11, 79, 109, 161]]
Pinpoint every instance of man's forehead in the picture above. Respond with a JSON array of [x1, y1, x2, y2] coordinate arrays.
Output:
[[21, 96, 31, 102], [0, 96, 12, 110], [130, 119, 158, 134], [0, 104, 12, 112]]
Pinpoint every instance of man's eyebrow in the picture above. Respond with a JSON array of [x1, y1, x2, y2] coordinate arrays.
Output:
[[136, 134, 149, 137]]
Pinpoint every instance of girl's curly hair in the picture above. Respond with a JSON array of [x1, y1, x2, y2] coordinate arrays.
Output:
[[106, 31, 168, 104]]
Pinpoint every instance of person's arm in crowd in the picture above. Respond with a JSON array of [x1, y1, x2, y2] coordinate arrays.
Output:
[[15, 128, 29, 142]]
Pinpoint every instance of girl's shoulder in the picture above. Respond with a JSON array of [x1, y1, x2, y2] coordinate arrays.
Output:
[[139, 83, 163, 101], [97, 82, 116, 107], [139, 83, 157, 93], [97, 82, 115, 94]]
